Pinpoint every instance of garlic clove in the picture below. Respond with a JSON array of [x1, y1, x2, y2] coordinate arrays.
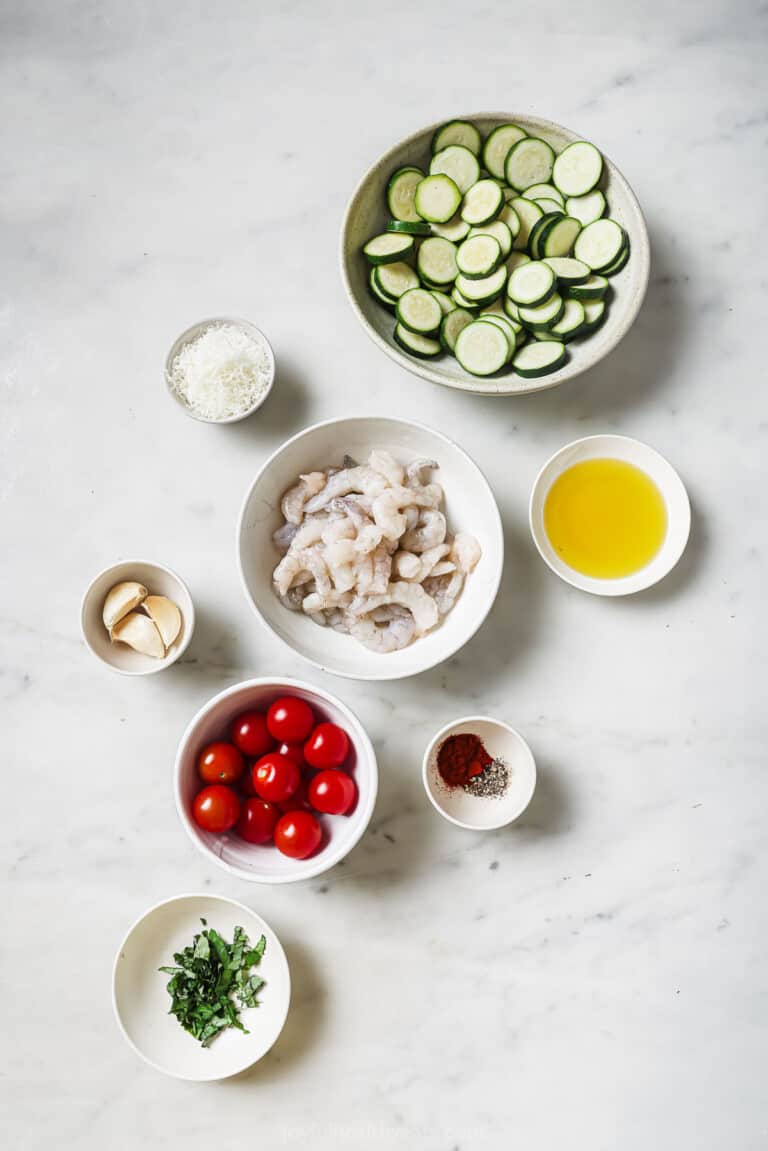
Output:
[[143, 595, 182, 648], [103, 581, 148, 629], [110, 611, 165, 659]]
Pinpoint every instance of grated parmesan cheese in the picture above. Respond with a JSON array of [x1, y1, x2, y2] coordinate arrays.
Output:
[[168, 322, 272, 421]]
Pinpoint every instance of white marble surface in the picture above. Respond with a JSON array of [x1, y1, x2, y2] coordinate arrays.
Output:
[[3, 1, 766, 1147]]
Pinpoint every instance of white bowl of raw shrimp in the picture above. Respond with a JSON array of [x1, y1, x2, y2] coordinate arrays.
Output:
[[237, 417, 504, 680]]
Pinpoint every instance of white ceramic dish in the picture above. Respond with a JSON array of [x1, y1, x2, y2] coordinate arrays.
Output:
[[529, 434, 691, 596], [175, 677, 377, 883], [81, 559, 194, 675], [423, 715, 537, 830], [112, 893, 290, 1081], [238, 416, 504, 680], [164, 317, 275, 423], [340, 112, 650, 397]]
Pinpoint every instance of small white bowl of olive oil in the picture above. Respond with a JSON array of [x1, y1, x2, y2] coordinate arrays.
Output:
[[529, 435, 690, 596]]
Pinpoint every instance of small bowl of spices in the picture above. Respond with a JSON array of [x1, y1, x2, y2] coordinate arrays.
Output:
[[422, 716, 536, 831], [165, 317, 275, 423]]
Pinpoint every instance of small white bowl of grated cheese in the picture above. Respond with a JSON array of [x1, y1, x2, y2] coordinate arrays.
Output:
[[165, 317, 275, 423]]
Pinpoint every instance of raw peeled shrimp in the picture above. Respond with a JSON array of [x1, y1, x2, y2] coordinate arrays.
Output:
[[280, 471, 327, 525], [392, 550, 421, 580], [423, 570, 464, 616], [304, 466, 388, 513], [451, 532, 482, 573], [349, 581, 438, 635], [369, 449, 405, 487], [401, 509, 447, 553], [369, 545, 392, 595], [349, 610, 416, 653], [301, 589, 354, 615], [273, 547, 331, 597], [406, 458, 438, 487], [272, 522, 298, 554]]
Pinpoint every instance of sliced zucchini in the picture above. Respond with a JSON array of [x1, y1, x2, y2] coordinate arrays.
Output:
[[430, 289, 456, 315], [374, 261, 420, 299], [369, 267, 397, 310], [455, 320, 510, 376], [479, 298, 506, 317], [415, 175, 462, 223], [454, 265, 507, 304], [363, 232, 414, 265], [528, 212, 564, 260], [600, 239, 631, 276], [567, 273, 608, 300], [546, 297, 585, 341], [456, 234, 502, 279], [429, 145, 480, 194], [565, 189, 606, 226], [440, 306, 474, 352], [507, 260, 556, 306], [385, 219, 432, 236], [394, 323, 442, 359], [432, 119, 482, 156], [429, 213, 471, 242], [477, 314, 518, 356], [543, 256, 590, 284], [468, 218, 512, 258], [541, 215, 582, 258], [506, 251, 532, 274], [505, 137, 555, 191], [553, 141, 603, 197], [396, 288, 442, 335], [387, 167, 424, 223], [534, 197, 564, 215], [518, 292, 564, 329], [461, 178, 503, 225], [503, 296, 521, 321], [509, 197, 543, 250], [581, 299, 607, 334], [416, 236, 458, 286], [513, 340, 566, 377], [498, 204, 521, 238], [482, 123, 527, 180], [573, 219, 625, 271], [451, 285, 481, 311], [525, 183, 564, 206]]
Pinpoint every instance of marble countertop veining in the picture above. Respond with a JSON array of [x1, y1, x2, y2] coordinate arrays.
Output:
[[2, 1, 767, 1147]]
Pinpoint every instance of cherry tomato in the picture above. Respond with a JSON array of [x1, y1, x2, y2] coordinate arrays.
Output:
[[198, 741, 244, 784], [274, 811, 322, 859], [304, 722, 350, 769], [278, 742, 306, 770], [309, 769, 357, 815], [267, 696, 315, 744], [236, 798, 279, 844], [192, 784, 241, 833], [252, 752, 300, 803], [277, 777, 312, 814], [230, 710, 273, 758]]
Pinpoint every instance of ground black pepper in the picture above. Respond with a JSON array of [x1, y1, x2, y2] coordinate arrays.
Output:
[[462, 756, 509, 799]]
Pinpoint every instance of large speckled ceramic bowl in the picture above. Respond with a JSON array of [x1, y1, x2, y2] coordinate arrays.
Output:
[[340, 112, 650, 397]]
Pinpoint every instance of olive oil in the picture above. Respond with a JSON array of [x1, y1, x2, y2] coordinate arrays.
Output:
[[544, 458, 667, 579]]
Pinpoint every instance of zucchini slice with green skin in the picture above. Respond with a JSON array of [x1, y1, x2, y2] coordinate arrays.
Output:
[[385, 219, 432, 236], [394, 323, 442, 359], [468, 218, 513, 258], [600, 239, 631, 276], [534, 197, 564, 215], [477, 314, 518, 356], [429, 145, 480, 194], [456, 234, 502, 279], [581, 299, 607, 334], [387, 167, 424, 223], [451, 285, 481, 311], [417, 236, 458, 286], [369, 267, 397, 310], [506, 251, 532, 274], [430, 289, 456, 315], [432, 119, 482, 156], [440, 306, 474, 353], [565, 189, 606, 226], [573, 219, 626, 271], [567, 273, 608, 300], [513, 340, 566, 377], [518, 292, 564, 329], [363, 232, 415, 265], [503, 296, 522, 321], [499, 204, 521, 238], [509, 197, 543, 250], [396, 288, 443, 335], [429, 213, 471, 242], [461, 179, 503, 225], [543, 256, 590, 284], [541, 216, 582, 258], [505, 137, 556, 191], [414, 175, 462, 224], [483, 123, 528, 180], [455, 320, 510, 376], [507, 260, 556, 306], [454, 265, 508, 304], [545, 297, 585, 341], [553, 141, 603, 197], [525, 182, 564, 206], [374, 261, 420, 299], [528, 212, 564, 259]]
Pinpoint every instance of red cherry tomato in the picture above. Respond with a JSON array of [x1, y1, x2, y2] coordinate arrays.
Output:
[[236, 798, 279, 844], [274, 811, 322, 859], [252, 752, 300, 803], [304, 722, 350, 769], [230, 711, 273, 758], [267, 696, 315, 744], [192, 784, 241, 833], [198, 741, 244, 784], [278, 742, 306, 770], [277, 777, 312, 814], [309, 769, 357, 815]]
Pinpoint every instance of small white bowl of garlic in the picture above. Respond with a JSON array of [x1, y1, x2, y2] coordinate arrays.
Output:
[[81, 560, 194, 675]]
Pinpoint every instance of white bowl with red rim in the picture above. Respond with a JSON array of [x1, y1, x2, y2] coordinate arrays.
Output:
[[175, 677, 377, 883]]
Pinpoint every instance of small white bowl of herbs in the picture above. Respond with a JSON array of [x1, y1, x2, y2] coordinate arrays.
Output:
[[112, 893, 290, 1080]]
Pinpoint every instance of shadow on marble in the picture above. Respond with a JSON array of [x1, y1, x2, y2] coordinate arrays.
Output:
[[175, 602, 245, 681], [228, 355, 310, 440], [512, 762, 571, 838], [616, 486, 708, 609]]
